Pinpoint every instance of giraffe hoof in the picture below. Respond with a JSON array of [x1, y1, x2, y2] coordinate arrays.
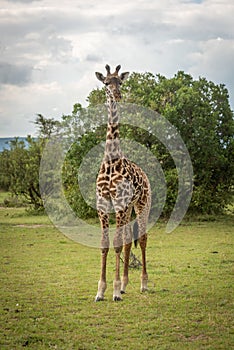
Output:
[[120, 290, 126, 294], [95, 296, 104, 302], [113, 296, 122, 301]]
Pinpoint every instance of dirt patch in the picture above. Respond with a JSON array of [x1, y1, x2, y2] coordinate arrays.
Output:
[[178, 334, 210, 342], [14, 224, 52, 228], [0, 206, 18, 210]]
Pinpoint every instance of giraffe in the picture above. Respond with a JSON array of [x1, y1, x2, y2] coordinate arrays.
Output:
[[95, 64, 151, 301]]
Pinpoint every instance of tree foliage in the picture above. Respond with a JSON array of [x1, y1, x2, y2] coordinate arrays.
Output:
[[0, 116, 61, 210], [82, 71, 234, 215], [0, 71, 233, 217]]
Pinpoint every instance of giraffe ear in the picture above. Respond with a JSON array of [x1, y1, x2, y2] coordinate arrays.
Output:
[[95, 72, 105, 82], [120, 72, 129, 82]]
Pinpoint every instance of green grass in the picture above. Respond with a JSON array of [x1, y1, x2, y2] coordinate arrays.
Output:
[[0, 206, 233, 349], [0, 191, 10, 204]]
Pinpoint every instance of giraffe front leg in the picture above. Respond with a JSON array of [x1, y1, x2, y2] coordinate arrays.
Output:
[[95, 247, 109, 302], [95, 212, 109, 302]]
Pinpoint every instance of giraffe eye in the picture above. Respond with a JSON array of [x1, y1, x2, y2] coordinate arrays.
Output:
[[104, 81, 110, 86]]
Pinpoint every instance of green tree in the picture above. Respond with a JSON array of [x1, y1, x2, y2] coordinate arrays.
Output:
[[0, 136, 43, 209], [35, 114, 61, 138], [0, 148, 11, 191], [0, 116, 61, 210], [1, 71, 232, 217], [61, 104, 106, 219], [85, 71, 234, 215]]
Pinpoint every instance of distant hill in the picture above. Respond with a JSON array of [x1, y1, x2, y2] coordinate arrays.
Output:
[[0, 137, 27, 152]]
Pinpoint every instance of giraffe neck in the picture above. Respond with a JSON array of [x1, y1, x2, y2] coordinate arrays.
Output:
[[104, 92, 122, 162]]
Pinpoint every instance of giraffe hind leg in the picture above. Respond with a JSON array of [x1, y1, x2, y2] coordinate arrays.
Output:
[[113, 207, 133, 301], [113, 226, 123, 301], [133, 220, 139, 248], [120, 241, 131, 294], [120, 208, 133, 294], [139, 233, 148, 292], [134, 204, 149, 292]]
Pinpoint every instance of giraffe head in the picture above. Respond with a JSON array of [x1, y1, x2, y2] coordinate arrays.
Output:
[[95, 64, 129, 101]]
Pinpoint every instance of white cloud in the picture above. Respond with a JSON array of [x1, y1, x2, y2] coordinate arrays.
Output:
[[0, 0, 233, 136], [0, 82, 64, 135], [188, 38, 234, 96], [0, 62, 32, 85]]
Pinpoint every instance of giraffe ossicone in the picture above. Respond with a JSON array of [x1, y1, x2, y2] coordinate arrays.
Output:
[[95, 65, 151, 302]]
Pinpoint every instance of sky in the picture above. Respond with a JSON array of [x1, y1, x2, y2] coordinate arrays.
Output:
[[0, 0, 234, 137]]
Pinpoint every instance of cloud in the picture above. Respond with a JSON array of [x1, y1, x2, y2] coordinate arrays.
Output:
[[0, 62, 32, 85], [189, 38, 234, 78], [85, 54, 102, 62], [7, 0, 41, 2], [0, 82, 65, 136], [0, 0, 233, 137], [188, 37, 234, 98]]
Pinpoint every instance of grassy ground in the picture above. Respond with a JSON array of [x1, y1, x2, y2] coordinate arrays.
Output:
[[0, 204, 233, 349]]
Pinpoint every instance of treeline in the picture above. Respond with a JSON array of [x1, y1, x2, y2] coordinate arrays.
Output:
[[0, 71, 233, 217]]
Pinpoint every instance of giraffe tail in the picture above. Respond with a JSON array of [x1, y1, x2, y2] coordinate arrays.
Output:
[[133, 221, 139, 248]]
